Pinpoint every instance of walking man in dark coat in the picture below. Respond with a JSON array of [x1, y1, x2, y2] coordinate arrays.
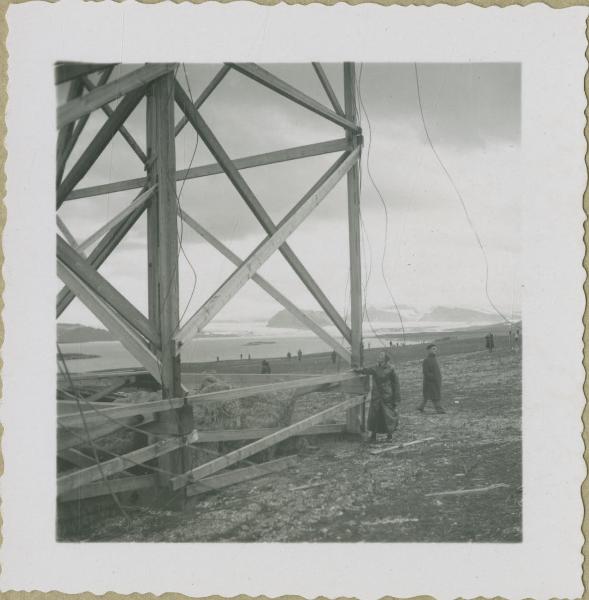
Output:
[[355, 351, 401, 443], [418, 344, 445, 414]]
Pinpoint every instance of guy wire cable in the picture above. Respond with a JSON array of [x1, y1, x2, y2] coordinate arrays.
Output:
[[356, 64, 407, 343], [413, 63, 510, 325]]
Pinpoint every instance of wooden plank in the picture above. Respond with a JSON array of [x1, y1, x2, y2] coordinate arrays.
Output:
[[57, 261, 162, 382], [65, 138, 351, 201], [81, 76, 147, 163], [171, 393, 367, 489], [186, 456, 297, 497], [56, 78, 84, 185], [57, 86, 146, 208], [369, 437, 435, 456], [191, 423, 347, 443], [175, 82, 352, 342], [57, 235, 159, 347], [149, 71, 189, 485], [344, 63, 363, 433], [59, 475, 156, 502], [55, 62, 115, 85], [180, 210, 352, 362], [175, 148, 360, 345], [425, 484, 510, 498], [228, 63, 360, 132], [59, 372, 364, 428], [58, 67, 115, 182], [56, 216, 81, 251], [312, 63, 345, 116], [175, 64, 231, 136], [76, 185, 156, 252], [56, 201, 147, 317], [58, 448, 97, 469], [57, 63, 175, 129], [57, 427, 197, 495]]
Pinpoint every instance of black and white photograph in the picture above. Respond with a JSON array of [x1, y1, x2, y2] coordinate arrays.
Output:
[[55, 61, 522, 542], [2, 4, 586, 598]]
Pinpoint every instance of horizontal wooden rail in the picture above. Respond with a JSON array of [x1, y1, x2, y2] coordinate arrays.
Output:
[[55, 62, 115, 85], [57, 63, 175, 129], [65, 138, 351, 201], [170, 393, 367, 489], [59, 474, 156, 502], [187, 455, 297, 497], [193, 423, 347, 443], [58, 372, 364, 429]]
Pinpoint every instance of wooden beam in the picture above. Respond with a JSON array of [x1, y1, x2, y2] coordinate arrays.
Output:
[[189, 423, 347, 443], [57, 66, 115, 183], [57, 63, 175, 129], [186, 455, 297, 497], [76, 185, 156, 253], [56, 78, 84, 185], [175, 82, 352, 342], [58, 448, 97, 469], [312, 63, 345, 117], [57, 86, 146, 208], [228, 63, 360, 132], [175, 147, 359, 345], [180, 209, 352, 362], [56, 201, 147, 317], [171, 393, 367, 489], [56, 215, 81, 251], [55, 62, 115, 86], [57, 431, 198, 496], [57, 415, 149, 451], [57, 261, 161, 382], [59, 475, 156, 503], [57, 235, 160, 347], [344, 63, 364, 432], [65, 138, 351, 202], [81, 76, 147, 164], [174, 64, 231, 136], [59, 372, 364, 428], [84, 379, 129, 403]]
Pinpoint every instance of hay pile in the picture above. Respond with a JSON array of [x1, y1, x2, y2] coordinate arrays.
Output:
[[193, 373, 298, 431]]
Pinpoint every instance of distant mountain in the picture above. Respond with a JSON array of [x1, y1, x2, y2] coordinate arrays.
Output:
[[57, 323, 114, 343], [419, 306, 500, 323]]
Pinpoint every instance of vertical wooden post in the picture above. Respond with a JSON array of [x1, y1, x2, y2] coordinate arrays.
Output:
[[344, 63, 364, 433], [146, 70, 193, 498]]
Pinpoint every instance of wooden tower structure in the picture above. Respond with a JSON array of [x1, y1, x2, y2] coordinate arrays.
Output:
[[56, 63, 367, 508]]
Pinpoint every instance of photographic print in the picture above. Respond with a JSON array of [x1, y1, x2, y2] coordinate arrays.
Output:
[[55, 61, 522, 543]]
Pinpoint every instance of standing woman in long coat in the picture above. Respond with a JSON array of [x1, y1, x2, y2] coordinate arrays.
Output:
[[355, 351, 401, 443]]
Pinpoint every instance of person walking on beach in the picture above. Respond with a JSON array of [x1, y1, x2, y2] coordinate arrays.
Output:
[[331, 350, 337, 365], [418, 344, 445, 414], [485, 333, 495, 352], [354, 352, 401, 443], [261, 359, 271, 374], [287, 351, 292, 360], [297, 349, 302, 361]]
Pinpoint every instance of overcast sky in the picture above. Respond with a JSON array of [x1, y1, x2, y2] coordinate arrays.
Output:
[[57, 62, 521, 327]]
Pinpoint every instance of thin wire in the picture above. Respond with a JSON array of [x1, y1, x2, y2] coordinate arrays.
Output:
[[413, 63, 510, 324], [356, 64, 407, 343], [57, 345, 131, 526]]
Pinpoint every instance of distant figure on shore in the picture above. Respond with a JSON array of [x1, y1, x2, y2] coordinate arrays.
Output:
[[418, 344, 445, 414], [261, 359, 271, 374], [240, 353, 243, 360], [354, 352, 401, 443], [248, 354, 251, 360], [389, 340, 393, 348], [297, 349, 302, 361], [368, 342, 371, 350], [485, 333, 495, 352], [216, 356, 219, 362], [331, 350, 337, 364], [287, 351, 292, 360]]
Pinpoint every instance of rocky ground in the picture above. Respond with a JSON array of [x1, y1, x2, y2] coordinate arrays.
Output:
[[69, 337, 521, 543]]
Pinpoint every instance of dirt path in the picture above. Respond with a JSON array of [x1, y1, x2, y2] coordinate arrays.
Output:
[[81, 343, 521, 543]]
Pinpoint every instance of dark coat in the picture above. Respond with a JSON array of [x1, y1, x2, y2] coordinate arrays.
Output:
[[422, 355, 442, 401], [359, 363, 401, 433]]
